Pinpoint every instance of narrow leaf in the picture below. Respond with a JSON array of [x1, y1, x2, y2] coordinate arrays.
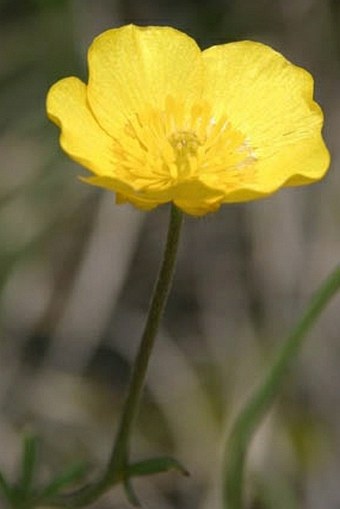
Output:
[[123, 477, 141, 507], [20, 434, 38, 496], [223, 265, 340, 509], [128, 456, 189, 478], [0, 469, 13, 504], [39, 462, 89, 500]]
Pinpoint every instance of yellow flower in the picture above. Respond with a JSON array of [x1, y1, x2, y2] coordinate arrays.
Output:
[[47, 25, 329, 216]]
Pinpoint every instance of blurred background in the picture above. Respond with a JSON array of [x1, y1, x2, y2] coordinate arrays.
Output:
[[0, 0, 340, 508]]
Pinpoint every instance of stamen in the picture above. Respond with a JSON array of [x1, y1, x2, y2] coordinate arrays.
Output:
[[111, 97, 257, 190], [168, 130, 202, 179]]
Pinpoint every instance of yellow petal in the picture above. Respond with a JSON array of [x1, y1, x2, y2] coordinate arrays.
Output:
[[202, 41, 330, 197], [115, 192, 159, 211], [85, 175, 224, 216], [87, 24, 203, 136], [46, 77, 116, 177], [172, 180, 224, 215], [83, 174, 173, 205]]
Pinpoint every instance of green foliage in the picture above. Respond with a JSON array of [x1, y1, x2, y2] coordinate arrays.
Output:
[[223, 266, 340, 509]]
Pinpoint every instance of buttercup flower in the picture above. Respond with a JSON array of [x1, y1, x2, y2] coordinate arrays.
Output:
[[47, 25, 329, 215]]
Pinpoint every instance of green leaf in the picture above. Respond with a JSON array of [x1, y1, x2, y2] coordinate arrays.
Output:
[[128, 456, 189, 478], [123, 477, 141, 507], [223, 265, 340, 509], [38, 461, 89, 500], [19, 434, 38, 497], [119, 457, 189, 507], [0, 469, 13, 504]]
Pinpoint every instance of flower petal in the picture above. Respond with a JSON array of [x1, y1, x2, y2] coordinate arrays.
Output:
[[202, 41, 330, 196], [84, 175, 224, 216], [87, 24, 203, 136], [172, 180, 224, 215], [46, 77, 116, 177]]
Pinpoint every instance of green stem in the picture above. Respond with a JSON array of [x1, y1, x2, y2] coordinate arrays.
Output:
[[105, 204, 183, 482], [223, 265, 340, 509], [48, 204, 183, 508]]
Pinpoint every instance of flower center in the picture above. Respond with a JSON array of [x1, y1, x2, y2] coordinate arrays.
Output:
[[168, 130, 202, 178], [111, 97, 256, 191]]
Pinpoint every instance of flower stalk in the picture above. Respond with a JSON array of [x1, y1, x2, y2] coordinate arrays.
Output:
[[45, 204, 183, 508], [104, 203, 184, 486], [223, 265, 340, 509]]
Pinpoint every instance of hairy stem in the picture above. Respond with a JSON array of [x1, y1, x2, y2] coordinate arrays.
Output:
[[47, 204, 184, 508]]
